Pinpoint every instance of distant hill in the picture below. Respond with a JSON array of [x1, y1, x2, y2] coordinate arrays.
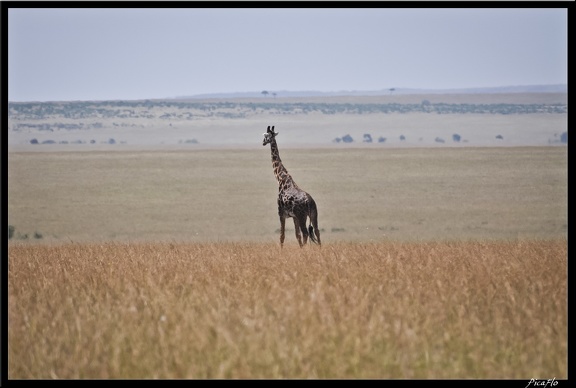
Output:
[[175, 84, 567, 100]]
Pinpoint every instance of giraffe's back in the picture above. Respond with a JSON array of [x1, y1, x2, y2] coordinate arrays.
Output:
[[278, 187, 316, 218]]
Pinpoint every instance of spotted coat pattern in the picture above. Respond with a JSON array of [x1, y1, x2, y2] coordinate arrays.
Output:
[[263, 126, 321, 247]]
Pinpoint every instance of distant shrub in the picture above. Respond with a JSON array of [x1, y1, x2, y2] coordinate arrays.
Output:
[[8, 225, 15, 239], [342, 134, 353, 143], [41, 140, 56, 144], [180, 139, 198, 144], [435, 137, 445, 143], [363, 134, 373, 143], [378, 136, 387, 143], [108, 138, 116, 144], [30, 138, 39, 144], [452, 134, 461, 142], [560, 132, 567, 144], [332, 137, 342, 143], [399, 135, 406, 141], [34, 232, 43, 239], [496, 135, 504, 140]]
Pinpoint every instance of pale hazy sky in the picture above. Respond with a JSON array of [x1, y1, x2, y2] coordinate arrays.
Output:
[[7, 7, 568, 102]]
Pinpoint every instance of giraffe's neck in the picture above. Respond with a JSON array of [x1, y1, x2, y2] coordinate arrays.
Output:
[[269, 138, 297, 189]]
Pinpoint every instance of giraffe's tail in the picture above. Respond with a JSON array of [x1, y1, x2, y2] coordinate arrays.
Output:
[[307, 196, 321, 246], [308, 225, 318, 244]]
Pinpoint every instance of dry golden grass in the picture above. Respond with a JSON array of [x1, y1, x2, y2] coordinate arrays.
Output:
[[8, 239, 566, 379]]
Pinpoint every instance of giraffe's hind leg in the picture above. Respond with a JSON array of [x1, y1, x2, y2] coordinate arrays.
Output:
[[293, 218, 304, 247], [297, 216, 310, 246]]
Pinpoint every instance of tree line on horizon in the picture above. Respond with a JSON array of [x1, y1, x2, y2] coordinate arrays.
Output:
[[8, 99, 567, 122]]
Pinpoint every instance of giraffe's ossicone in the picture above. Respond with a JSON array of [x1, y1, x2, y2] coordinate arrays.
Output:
[[263, 125, 321, 248]]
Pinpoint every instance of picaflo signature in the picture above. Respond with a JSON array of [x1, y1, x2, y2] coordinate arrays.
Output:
[[525, 378, 558, 388]]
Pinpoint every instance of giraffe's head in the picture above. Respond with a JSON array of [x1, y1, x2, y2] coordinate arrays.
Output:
[[262, 125, 279, 146]]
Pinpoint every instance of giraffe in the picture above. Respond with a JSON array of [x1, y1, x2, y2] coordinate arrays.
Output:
[[262, 125, 321, 248]]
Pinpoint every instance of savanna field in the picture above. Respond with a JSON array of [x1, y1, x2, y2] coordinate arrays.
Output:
[[8, 139, 567, 378], [7, 93, 568, 378], [8, 240, 567, 379]]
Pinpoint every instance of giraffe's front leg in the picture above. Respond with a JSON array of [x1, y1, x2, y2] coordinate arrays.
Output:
[[293, 218, 303, 248], [279, 215, 286, 247]]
